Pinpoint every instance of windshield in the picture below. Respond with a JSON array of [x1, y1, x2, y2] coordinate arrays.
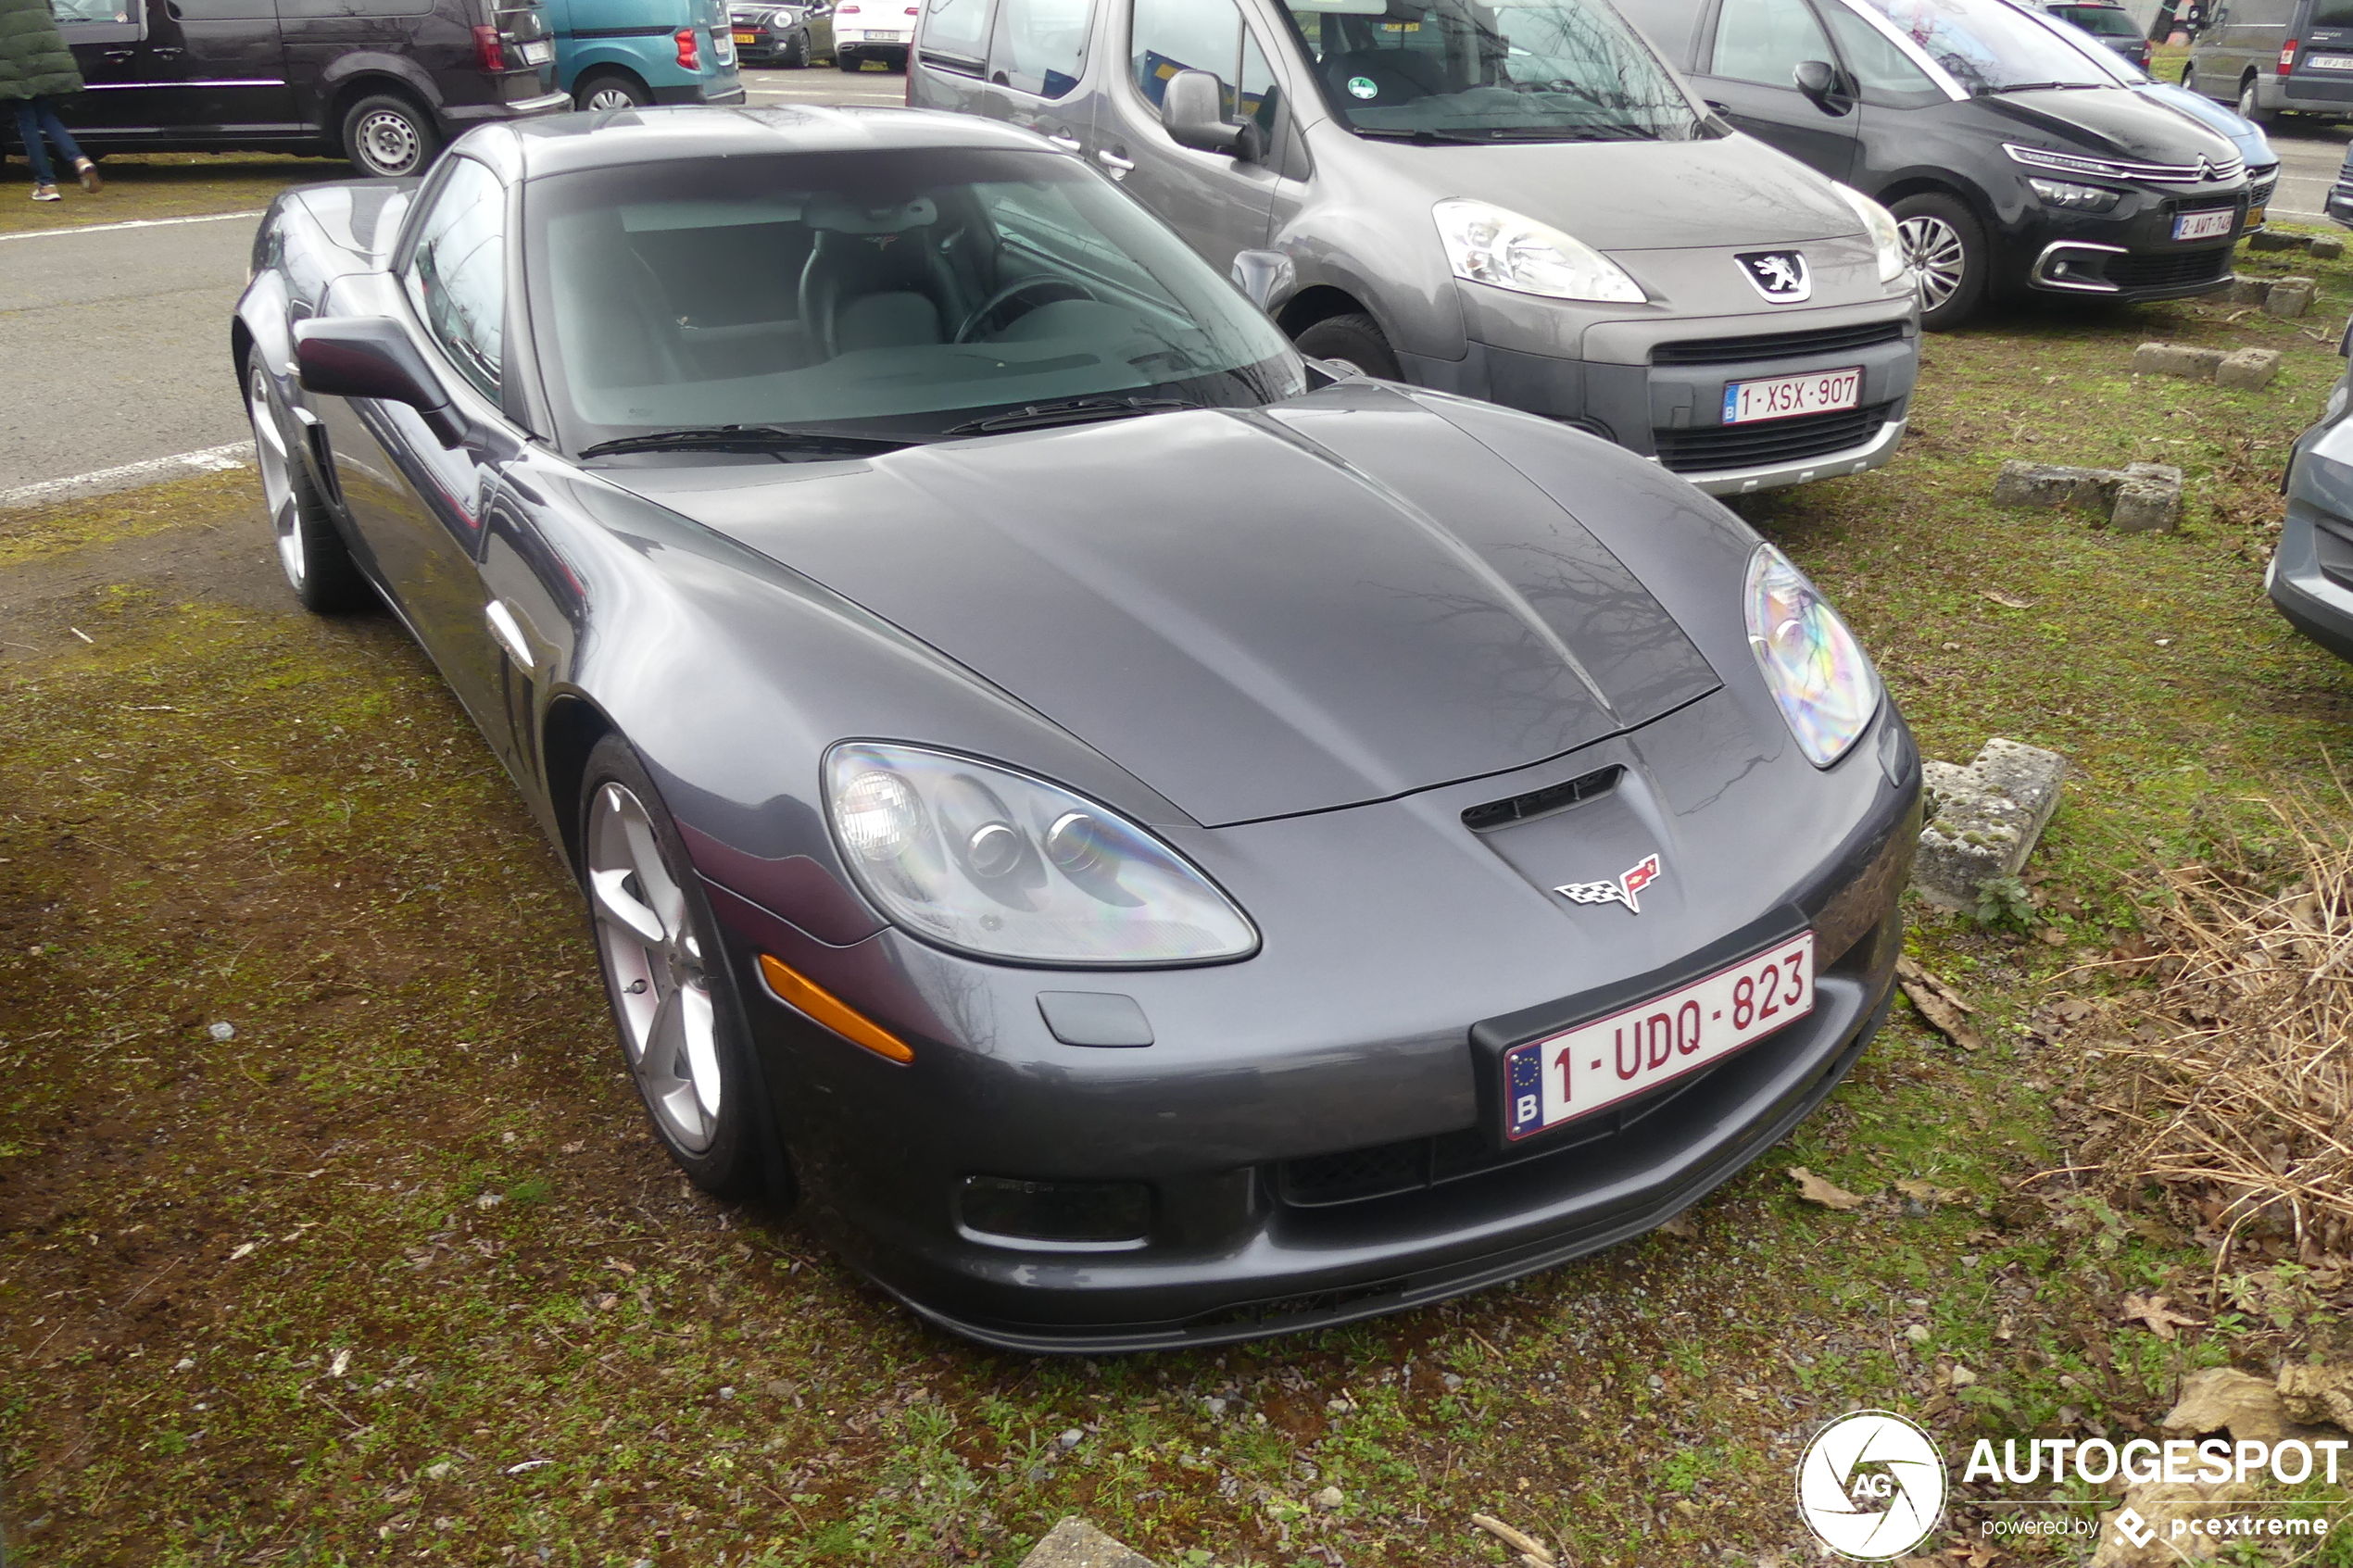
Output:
[[2047, 3, 2141, 35], [1282, 0, 1712, 142], [1852, 0, 2113, 91], [524, 148, 1305, 455]]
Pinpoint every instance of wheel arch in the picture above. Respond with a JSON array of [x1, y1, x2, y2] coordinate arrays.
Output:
[[543, 691, 619, 877], [1276, 284, 1373, 340], [568, 56, 656, 95], [318, 58, 444, 142]]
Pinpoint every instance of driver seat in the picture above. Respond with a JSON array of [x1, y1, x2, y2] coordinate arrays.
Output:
[[797, 195, 963, 357]]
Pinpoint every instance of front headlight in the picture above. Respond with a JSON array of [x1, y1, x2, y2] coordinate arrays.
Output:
[[1433, 198, 1646, 304], [1745, 545, 1882, 768], [2025, 177, 2121, 213], [1831, 182, 1908, 286], [824, 743, 1258, 965], [771, 8, 794, 25]]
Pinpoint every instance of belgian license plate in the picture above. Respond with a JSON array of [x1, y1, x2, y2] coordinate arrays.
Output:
[[519, 37, 551, 62], [2307, 52, 2353, 68], [862, 28, 900, 39], [1501, 933, 1816, 1142], [2174, 208, 2235, 241], [733, 28, 756, 41], [1722, 367, 1860, 425]]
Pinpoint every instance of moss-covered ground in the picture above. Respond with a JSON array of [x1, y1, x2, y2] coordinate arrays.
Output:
[[5, 239, 2353, 1565]]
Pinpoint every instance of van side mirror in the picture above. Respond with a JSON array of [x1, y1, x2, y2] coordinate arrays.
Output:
[[1793, 58, 1853, 115], [1163, 68, 1258, 159], [295, 316, 467, 448], [1230, 248, 1294, 313]]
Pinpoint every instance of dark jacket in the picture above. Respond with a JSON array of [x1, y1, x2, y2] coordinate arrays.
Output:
[[1, 0, 83, 103]]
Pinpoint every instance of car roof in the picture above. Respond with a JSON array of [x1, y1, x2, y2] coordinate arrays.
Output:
[[486, 106, 1056, 181]]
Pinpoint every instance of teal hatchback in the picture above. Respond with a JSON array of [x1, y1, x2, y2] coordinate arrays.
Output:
[[546, 0, 747, 109]]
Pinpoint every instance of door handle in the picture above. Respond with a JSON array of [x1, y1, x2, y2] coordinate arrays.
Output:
[[1045, 132, 1081, 151], [1097, 147, 1134, 171], [150, 45, 182, 57], [484, 599, 536, 672], [103, 46, 135, 58]]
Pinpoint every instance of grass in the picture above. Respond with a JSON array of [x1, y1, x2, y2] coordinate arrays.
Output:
[[5, 239, 2353, 1565], [0, 153, 341, 235]]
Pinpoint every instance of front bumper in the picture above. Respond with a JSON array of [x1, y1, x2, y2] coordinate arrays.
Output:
[[443, 88, 569, 130], [1403, 289, 1919, 495], [650, 81, 748, 105], [2013, 189, 2246, 301], [705, 694, 1921, 1350], [2272, 422, 2353, 663]]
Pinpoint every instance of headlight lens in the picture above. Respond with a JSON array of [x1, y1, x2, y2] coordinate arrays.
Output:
[[1831, 182, 1909, 286], [1745, 545, 1882, 768], [2025, 177, 2121, 213], [1433, 198, 1646, 304], [771, 8, 794, 24], [824, 743, 1257, 965]]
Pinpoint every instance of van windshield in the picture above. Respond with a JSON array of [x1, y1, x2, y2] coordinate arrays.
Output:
[[1283, 0, 1712, 142], [1851, 0, 2113, 92], [2047, 4, 2143, 37]]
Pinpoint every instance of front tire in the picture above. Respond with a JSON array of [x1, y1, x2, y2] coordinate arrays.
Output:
[[581, 735, 774, 1199], [245, 358, 371, 614], [574, 69, 652, 110], [1891, 191, 1987, 332], [341, 93, 439, 179], [1292, 311, 1402, 381], [784, 28, 810, 66]]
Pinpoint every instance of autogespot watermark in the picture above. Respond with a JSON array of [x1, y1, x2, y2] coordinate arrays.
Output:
[[1794, 1411, 2347, 1562]]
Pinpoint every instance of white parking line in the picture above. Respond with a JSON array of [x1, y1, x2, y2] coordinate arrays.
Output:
[[0, 442, 254, 510], [0, 208, 266, 243]]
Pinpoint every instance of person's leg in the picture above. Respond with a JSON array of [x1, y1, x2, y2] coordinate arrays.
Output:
[[12, 101, 57, 192], [35, 101, 99, 191]]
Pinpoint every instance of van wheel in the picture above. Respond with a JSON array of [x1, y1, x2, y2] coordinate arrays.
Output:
[[342, 93, 438, 180], [1293, 312, 1401, 381], [575, 70, 651, 111], [2182, 60, 2196, 88], [2238, 74, 2279, 126], [1891, 192, 1987, 332]]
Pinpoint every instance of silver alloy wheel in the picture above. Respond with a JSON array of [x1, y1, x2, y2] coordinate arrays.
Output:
[[247, 362, 305, 590], [588, 782, 723, 1153], [354, 107, 422, 176], [1898, 215, 1967, 312], [2239, 78, 2259, 119], [584, 83, 639, 110]]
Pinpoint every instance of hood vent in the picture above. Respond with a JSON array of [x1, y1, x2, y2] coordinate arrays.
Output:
[[1461, 764, 1621, 833]]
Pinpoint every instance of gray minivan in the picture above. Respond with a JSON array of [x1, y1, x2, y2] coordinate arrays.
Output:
[[908, 0, 1922, 495], [2185, 0, 2353, 122]]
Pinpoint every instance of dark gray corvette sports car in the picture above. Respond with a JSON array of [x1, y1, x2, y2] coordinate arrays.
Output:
[[233, 105, 1922, 1351]]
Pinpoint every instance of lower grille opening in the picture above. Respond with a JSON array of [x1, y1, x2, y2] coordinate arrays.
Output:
[[1652, 320, 1906, 368], [1654, 400, 1896, 475], [2098, 246, 2235, 292], [1185, 1278, 1410, 1332], [2317, 512, 2353, 592]]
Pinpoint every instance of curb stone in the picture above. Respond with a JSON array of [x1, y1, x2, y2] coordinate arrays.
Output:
[[1914, 739, 2068, 911]]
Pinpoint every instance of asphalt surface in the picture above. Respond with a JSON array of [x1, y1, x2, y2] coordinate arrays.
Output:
[[2269, 122, 2348, 220]]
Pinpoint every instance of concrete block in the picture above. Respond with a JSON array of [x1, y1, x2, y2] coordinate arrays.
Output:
[[2266, 277, 2319, 318], [2132, 341, 2228, 379], [1914, 739, 2069, 911], [2247, 230, 2308, 252], [2312, 234, 2347, 261], [1992, 459, 2113, 509], [1020, 1518, 1158, 1568], [2111, 480, 2183, 532], [2216, 346, 2283, 390], [2222, 276, 2272, 306]]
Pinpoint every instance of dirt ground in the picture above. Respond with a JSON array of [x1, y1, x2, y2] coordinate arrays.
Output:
[[6, 259, 2353, 1565]]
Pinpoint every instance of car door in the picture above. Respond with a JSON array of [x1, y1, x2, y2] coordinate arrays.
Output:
[[1814, 0, 1957, 194], [976, 0, 1095, 146], [1689, 0, 1859, 182], [1094, 0, 1280, 271], [47, 0, 162, 133], [163, 0, 301, 131], [314, 155, 525, 751]]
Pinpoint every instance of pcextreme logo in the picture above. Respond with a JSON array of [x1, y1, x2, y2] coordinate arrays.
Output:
[[1795, 1411, 1947, 1562]]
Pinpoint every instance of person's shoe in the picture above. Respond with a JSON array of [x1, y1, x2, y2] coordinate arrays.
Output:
[[73, 159, 99, 193], [31, 182, 59, 202]]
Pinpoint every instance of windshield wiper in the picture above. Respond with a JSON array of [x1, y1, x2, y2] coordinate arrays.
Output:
[[1982, 80, 2101, 94], [1472, 123, 1663, 142], [578, 424, 917, 459], [943, 395, 1199, 435], [1347, 125, 1491, 144]]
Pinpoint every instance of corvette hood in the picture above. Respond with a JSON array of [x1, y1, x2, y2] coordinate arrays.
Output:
[[619, 391, 1719, 826]]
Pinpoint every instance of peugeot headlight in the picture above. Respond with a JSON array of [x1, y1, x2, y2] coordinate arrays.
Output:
[[1831, 182, 1908, 286], [824, 743, 1257, 965], [1433, 198, 1646, 304], [1745, 546, 1881, 768]]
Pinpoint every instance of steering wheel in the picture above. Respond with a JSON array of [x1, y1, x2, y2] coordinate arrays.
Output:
[[953, 276, 1099, 344]]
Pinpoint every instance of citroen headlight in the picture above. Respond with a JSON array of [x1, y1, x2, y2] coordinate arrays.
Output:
[[2025, 177, 2120, 213], [1831, 182, 1908, 287], [1433, 198, 1646, 304], [1745, 545, 1882, 768], [824, 743, 1257, 965]]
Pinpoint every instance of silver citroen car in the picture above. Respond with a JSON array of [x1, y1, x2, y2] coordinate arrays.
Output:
[[909, 0, 1920, 495]]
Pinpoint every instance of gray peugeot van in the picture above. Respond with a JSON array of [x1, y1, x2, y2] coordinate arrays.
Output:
[[2185, 0, 2353, 123], [909, 0, 1922, 495]]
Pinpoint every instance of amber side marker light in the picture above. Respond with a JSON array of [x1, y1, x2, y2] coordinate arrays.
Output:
[[757, 953, 914, 1064]]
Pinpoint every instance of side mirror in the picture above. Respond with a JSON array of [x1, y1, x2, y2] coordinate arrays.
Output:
[[295, 315, 467, 448], [1793, 58, 1852, 115], [1163, 68, 1250, 157], [1229, 248, 1294, 313]]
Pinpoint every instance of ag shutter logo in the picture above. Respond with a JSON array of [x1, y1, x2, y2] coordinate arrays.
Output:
[[1796, 1410, 1947, 1562]]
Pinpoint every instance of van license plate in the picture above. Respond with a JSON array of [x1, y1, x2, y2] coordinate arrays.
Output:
[[2307, 52, 2353, 68], [1722, 367, 1860, 425], [2173, 208, 2236, 241], [519, 37, 551, 62], [1501, 934, 1815, 1142]]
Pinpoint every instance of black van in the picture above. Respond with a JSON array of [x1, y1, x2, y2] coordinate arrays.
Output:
[[28, 0, 566, 178], [1629, 0, 2252, 329], [2183, 0, 2353, 124]]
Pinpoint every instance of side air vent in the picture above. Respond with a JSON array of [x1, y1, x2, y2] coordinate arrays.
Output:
[[1460, 764, 1621, 833]]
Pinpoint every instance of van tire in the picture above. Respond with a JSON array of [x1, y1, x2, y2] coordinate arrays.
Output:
[[1891, 191, 1987, 332], [575, 69, 652, 110], [2238, 73, 2279, 126], [341, 93, 439, 180], [1293, 312, 1401, 381]]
